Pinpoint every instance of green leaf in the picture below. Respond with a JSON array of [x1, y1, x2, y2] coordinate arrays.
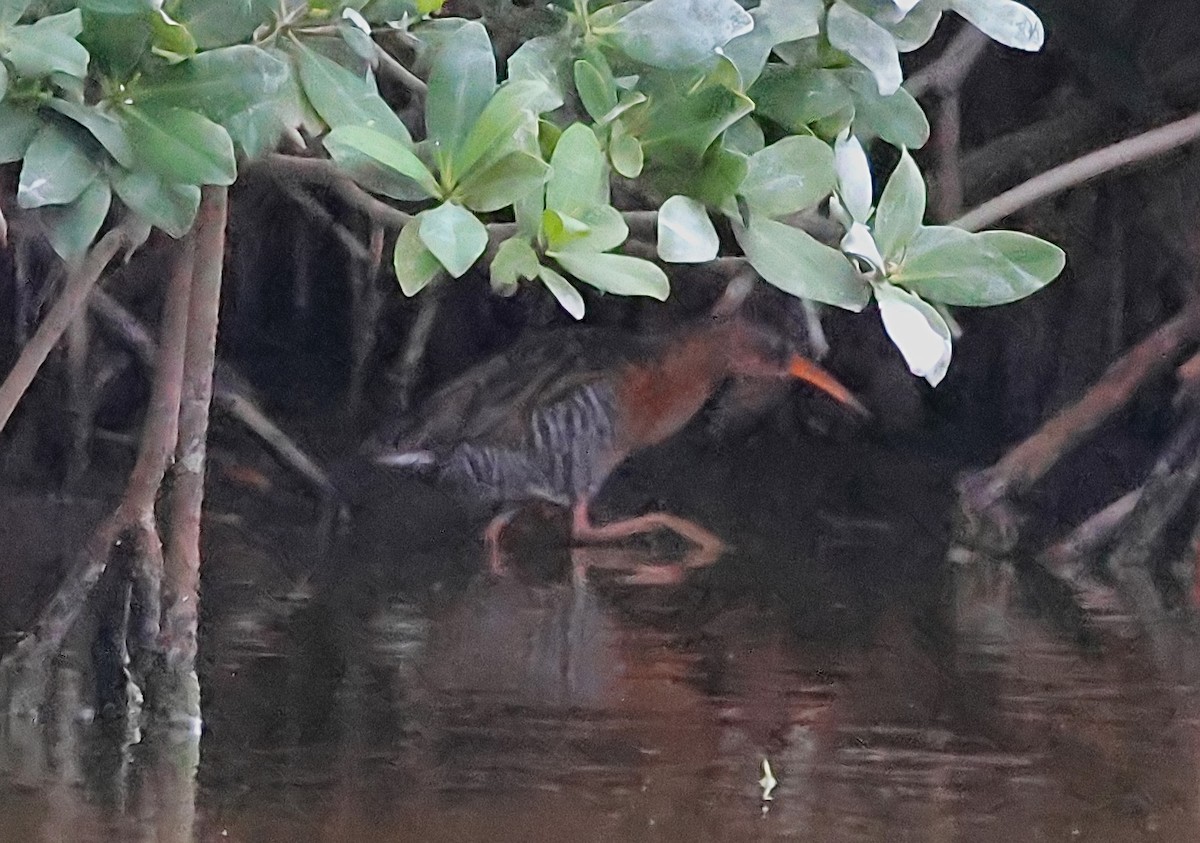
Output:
[[639, 83, 754, 166], [458, 150, 550, 213], [110, 167, 200, 237], [826, 2, 902, 96], [514, 178, 545, 240], [456, 79, 558, 180], [734, 214, 871, 310], [550, 205, 628, 253], [657, 194, 718, 263], [323, 125, 440, 197], [874, 149, 925, 261], [609, 122, 643, 177], [17, 124, 98, 209], [542, 209, 591, 250], [596, 91, 647, 127], [4, 10, 89, 79], [0, 103, 40, 163], [648, 144, 748, 208], [506, 34, 568, 106], [551, 251, 670, 300], [135, 44, 289, 126], [424, 20, 496, 173], [976, 230, 1066, 288], [722, 0, 822, 87], [323, 133, 430, 202], [173, 0, 274, 49], [887, 0, 942, 51], [0, 1, 32, 27], [417, 202, 487, 278], [77, 7, 152, 79], [80, 0, 157, 12], [337, 17, 376, 63], [873, 282, 952, 385], [119, 105, 236, 186], [538, 265, 585, 319], [40, 178, 112, 260], [545, 123, 607, 216], [607, 0, 753, 69], [393, 219, 442, 295], [588, 1, 642, 30], [950, 0, 1044, 51], [740, 135, 836, 219], [750, 67, 854, 134], [890, 225, 1064, 306], [574, 57, 617, 123], [724, 115, 764, 156], [834, 131, 873, 223], [843, 69, 930, 148], [149, 8, 198, 60], [291, 39, 411, 140], [47, 99, 135, 168], [491, 237, 540, 289]]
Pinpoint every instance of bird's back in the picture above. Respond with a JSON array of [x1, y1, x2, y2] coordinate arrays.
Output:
[[369, 327, 657, 506], [371, 327, 652, 453]]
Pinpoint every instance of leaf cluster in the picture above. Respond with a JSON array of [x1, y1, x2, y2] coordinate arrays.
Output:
[[0, 0, 1065, 384]]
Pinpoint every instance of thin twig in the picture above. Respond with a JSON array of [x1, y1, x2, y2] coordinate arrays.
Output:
[[905, 27, 989, 99], [388, 280, 443, 413], [933, 92, 964, 221], [374, 42, 427, 97], [88, 289, 335, 499], [276, 182, 373, 262], [0, 225, 130, 435], [954, 111, 1200, 231]]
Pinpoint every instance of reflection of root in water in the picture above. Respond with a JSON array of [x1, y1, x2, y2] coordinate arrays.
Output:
[[0, 659, 199, 843], [571, 542, 722, 587]]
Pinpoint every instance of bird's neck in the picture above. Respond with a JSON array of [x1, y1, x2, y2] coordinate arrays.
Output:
[[614, 324, 731, 449]]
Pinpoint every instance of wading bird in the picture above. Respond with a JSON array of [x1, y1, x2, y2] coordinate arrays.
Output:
[[368, 276, 866, 573]]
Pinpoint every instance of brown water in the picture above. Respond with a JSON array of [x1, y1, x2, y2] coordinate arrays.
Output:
[[2, 435, 1199, 842]]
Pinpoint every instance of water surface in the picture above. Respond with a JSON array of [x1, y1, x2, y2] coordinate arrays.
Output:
[[2, 435, 1198, 842]]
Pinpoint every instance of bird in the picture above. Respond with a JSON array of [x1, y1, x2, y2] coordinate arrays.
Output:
[[366, 275, 867, 574]]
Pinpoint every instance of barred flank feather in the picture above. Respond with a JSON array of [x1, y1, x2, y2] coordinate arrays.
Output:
[[431, 382, 620, 506]]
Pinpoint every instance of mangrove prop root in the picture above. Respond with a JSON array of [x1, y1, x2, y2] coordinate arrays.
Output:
[[0, 238, 196, 714], [157, 187, 227, 724], [1105, 417, 1200, 575], [1040, 488, 1143, 576], [959, 301, 1200, 518]]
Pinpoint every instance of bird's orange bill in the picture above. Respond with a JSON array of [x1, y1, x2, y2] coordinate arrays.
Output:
[[787, 356, 870, 416]]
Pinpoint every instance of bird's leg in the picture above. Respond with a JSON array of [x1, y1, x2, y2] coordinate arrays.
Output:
[[570, 499, 728, 566], [483, 509, 519, 577]]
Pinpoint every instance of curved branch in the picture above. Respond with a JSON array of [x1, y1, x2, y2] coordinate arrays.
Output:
[[905, 27, 989, 99], [954, 111, 1200, 231], [258, 154, 413, 229], [0, 225, 130, 435]]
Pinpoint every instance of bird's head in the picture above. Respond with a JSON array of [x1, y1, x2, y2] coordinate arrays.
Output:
[[712, 274, 869, 417]]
